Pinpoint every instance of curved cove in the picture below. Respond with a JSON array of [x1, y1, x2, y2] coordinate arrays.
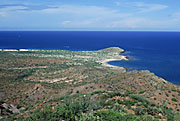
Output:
[[108, 50, 180, 85]]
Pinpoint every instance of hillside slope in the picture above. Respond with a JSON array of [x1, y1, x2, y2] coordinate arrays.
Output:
[[0, 47, 180, 120]]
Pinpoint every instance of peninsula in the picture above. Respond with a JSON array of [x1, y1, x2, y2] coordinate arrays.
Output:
[[0, 47, 180, 120]]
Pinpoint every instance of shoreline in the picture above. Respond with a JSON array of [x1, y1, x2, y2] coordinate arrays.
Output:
[[101, 55, 128, 70], [0, 47, 129, 70]]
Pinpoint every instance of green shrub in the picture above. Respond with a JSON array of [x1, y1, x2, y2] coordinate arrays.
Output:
[[117, 99, 136, 106], [130, 94, 149, 104], [165, 93, 169, 97], [96, 109, 153, 121], [139, 91, 145, 94], [91, 90, 105, 95], [172, 89, 177, 92], [175, 112, 180, 121], [107, 91, 123, 98], [112, 105, 127, 113], [134, 108, 146, 115], [172, 98, 178, 102], [79, 113, 100, 121], [101, 99, 116, 107]]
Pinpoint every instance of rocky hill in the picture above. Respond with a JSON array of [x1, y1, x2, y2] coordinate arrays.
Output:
[[98, 47, 125, 53]]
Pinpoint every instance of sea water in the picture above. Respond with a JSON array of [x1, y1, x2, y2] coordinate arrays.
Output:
[[0, 31, 180, 84]]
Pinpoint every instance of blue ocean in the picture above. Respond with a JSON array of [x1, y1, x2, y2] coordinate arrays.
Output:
[[0, 31, 180, 85]]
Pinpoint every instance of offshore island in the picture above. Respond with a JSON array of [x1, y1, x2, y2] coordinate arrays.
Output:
[[0, 47, 180, 120]]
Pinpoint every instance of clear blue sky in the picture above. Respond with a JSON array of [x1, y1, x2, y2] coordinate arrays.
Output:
[[0, 0, 180, 31]]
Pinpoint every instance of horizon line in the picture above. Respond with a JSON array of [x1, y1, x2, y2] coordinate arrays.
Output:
[[1, 30, 180, 32]]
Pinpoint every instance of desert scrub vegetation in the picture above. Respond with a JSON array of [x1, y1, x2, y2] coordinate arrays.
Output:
[[26, 96, 102, 121], [25, 95, 154, 121], [172, 97, 178, 102], [21, 90, 178, 121], [1, 48, 180, 120]]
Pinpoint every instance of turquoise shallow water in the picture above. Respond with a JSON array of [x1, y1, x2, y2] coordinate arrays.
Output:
[[0, 31, 180, 85]]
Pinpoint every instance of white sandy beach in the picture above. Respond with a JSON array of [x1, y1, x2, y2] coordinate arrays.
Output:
[[101, 55, 128, 70]]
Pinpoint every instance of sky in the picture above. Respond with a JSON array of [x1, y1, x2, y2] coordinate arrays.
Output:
[[0, 0, 180, 31]]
